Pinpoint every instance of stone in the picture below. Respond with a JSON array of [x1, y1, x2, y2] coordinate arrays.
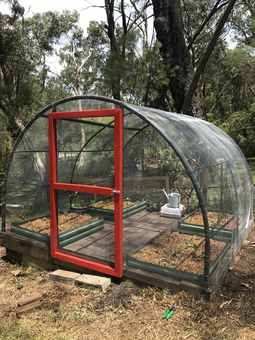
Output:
[[75, 274, 111, 292]]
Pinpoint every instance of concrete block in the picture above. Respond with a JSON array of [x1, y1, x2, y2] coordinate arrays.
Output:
[[49, 269, 81, 285], [75, 274, 111, 292]]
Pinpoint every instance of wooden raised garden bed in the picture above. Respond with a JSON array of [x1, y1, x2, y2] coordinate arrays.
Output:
[[131, 231, 226, 274], [11, 213, 104, 247], [83, 199, 147, 220], [184, 211, 236, 229], [180, 211, 237, 242]]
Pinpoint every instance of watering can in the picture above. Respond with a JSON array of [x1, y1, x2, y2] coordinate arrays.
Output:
[[162, 190, 180, 209]]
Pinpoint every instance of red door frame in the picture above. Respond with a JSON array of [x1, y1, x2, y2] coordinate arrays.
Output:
[[48, 108, 124, 277]]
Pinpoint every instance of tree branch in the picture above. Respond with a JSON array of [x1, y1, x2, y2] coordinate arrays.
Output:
[[120, 0, 127, 58], [188, 0, 229, 50], [182, 0, 238, 115]]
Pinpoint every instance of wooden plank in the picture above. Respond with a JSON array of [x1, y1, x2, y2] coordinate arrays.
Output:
[[125, 212, 178, 230], [125, 221, 169, 232], [126, 257, 204, 285], [0, 246, 6, 257], [16, 300, 42, 315], [123, 227, 159, 254], [141, 213, 174, 225], [75, 274, 111, 292], [67, 226, 161, 261], [64, 229, 113, 251], [65, 212, 176, 261], [0, 232, 51, 263], [49, 269, 80, 284], [59, 224, 104, 247], [75, 243, 114, 260], [124, 176, 168, 182], [125, 210, 148, 222], [124, 266, 207, 293], [17, 293, 42, 307]]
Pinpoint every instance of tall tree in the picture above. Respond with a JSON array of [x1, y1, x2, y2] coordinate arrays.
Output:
[[104, 0, 122, 99], [151, 0, 193, 112], [59, 22, 108, 96], [151, 0, 238, 115], [231, 0, 255, 46], [103, 0, 152, 100], [0, 0, 78, 138]]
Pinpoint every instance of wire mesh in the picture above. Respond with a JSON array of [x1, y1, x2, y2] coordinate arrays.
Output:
[[2, 96, 253, 289]]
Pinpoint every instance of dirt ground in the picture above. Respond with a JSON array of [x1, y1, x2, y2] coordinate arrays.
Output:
[[133, 231, 225, 274], [21, 213, 96, 235], [185, 211, 235, 229], [92, 199, 136, 210], [0, 230, 255, 340]]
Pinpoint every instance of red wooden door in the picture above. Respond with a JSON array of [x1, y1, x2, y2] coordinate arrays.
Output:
[[48, 108, 123, 277]]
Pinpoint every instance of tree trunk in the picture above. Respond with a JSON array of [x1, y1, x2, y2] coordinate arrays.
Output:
[[105, 0, 121, 100], [152, 0, 238, 116], [151, 0, 194, 113]]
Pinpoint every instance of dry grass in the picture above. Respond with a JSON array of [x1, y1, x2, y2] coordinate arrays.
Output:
[[0, 229, 255, 340]]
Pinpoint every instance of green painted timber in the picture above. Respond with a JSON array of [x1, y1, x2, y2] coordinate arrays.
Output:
[[59, 219, 103, 241], [84, 201, 147, 220], [127, 242, 232, 290], [60, 224, 104, 247], [123, 202, 147, 218], [179, 223, 233, 242], [126, 257, 205, 286], [11, 218, 104, 246], [11, 225, 49, 243]]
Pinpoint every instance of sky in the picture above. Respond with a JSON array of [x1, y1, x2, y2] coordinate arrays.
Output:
[[0, 0, 106, 32], [0, 0, 109, 73], [22, 0, 106, 32]]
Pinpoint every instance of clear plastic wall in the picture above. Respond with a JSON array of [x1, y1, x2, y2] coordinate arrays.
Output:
[[128, 104, 253, 248], [2, 96, 253, 289]]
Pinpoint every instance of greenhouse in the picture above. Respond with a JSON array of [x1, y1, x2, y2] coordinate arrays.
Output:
[[1, 95, 253, 294]]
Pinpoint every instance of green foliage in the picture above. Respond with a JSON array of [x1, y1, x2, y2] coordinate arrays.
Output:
[[0, 0, 254, 167], [59, 21, 108, 95], [201, 46, 255, 122], [231, 0, 255, 46], [0, 129, 12, 175], [0, 2, 78, 138], [182, 0, 225, 65], [248, 158, 255, 183], [221, 104, 255, 157]]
